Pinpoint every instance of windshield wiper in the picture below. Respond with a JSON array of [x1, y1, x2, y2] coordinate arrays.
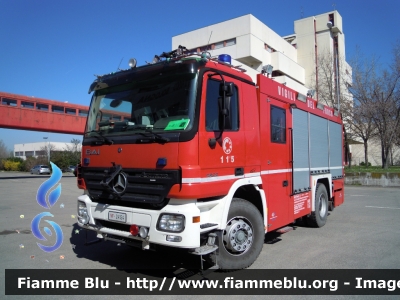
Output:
[[136, 129, 169, 144], [85, 130, 114, 145], [98, 120, 130, 128], [97, 120, 148, 132], [124, 124, 151, 131]]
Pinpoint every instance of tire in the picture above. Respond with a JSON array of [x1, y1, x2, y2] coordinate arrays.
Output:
[[210, 198, 264, 271], [306, 183, 328, 227]]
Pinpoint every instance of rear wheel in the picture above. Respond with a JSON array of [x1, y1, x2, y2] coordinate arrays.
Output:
[[210, 198, 264, 271], [306, 183, 328, 227]]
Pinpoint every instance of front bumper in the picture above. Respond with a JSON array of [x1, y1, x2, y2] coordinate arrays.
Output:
[[77, 194, 221, 249]]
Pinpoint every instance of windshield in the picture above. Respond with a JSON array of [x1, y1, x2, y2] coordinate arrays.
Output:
[[85, 72, 197, 137]]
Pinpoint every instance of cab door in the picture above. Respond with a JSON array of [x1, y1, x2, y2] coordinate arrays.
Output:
[[198, 72, 245, 198], [264, 98, 292, 230]]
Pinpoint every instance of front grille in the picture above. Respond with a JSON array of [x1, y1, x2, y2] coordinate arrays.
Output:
[[96, 219, 131, 232], [83, 167, 180, 209]]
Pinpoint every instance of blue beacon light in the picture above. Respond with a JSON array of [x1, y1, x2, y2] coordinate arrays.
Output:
[[218, 54, 231, 64]]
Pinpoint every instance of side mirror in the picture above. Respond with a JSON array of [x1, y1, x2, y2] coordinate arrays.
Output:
[[217, 82, 235, 131], [218, 96, 232, 130], [219, 82, 234, 97], [110, 99, 123, 108]]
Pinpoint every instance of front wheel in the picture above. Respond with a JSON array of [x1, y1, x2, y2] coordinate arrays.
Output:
[[210, 198, 264, 271]]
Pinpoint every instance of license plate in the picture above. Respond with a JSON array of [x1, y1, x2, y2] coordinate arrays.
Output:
[[108, 211, 127, 223]]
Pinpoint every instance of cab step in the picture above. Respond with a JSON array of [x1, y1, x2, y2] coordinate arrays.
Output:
[[190, 244, 218, 255], [190, 232, 218, 255], [200, 223, 218, 229]]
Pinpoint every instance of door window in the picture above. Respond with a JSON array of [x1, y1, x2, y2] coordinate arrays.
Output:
[[271, 105, 286, 143]]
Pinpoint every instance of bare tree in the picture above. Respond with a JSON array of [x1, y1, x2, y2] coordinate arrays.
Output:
[[393, 42, 400, 154], [345, 50, 379, 166], [64, 139, 81, 163], [0, 139, 9, 159], [310, 51, 355, 165], [349, 102, 377, 166], [70, 138, 81, 148], [350, 42, 400, 169], [38, 143, 57, 164]]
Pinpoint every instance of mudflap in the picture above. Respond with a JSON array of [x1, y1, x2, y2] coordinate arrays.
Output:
[[333, 180, 344, 207]]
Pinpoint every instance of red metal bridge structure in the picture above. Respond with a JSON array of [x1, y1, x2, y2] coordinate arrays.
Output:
[[0, 91, 88, 134]]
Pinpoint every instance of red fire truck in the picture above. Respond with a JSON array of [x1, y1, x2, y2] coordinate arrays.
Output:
[[76, 47, 345, 270]]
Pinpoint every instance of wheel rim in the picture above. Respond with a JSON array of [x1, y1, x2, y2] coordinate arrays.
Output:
[[223, 217, 254, 255], [318, 192, 327, 218]]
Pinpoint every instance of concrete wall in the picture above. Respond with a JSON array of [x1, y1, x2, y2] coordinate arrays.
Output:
[[345, 172, 400, 187], [294, 17, 316, 88]]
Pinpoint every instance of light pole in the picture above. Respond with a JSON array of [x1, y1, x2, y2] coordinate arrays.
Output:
[[43, 137, 49, 163]]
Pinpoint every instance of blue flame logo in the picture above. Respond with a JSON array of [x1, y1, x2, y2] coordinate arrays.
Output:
[[31, 162, 63, 252], [36, 162, 62, 209], [31, 212, 63, 252]]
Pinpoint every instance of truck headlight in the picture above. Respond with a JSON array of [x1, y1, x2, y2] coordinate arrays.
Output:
[[157, 214, 185, 233], [77, 201, 89, 224]]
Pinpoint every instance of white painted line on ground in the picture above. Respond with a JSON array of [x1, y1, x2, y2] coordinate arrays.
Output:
[[365, 206, 400, 210]]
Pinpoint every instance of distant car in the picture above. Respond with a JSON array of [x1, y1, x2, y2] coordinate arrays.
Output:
[[30, 165, 51, 175], [61, 165, 76, 173], [66, 165, 76, 173]]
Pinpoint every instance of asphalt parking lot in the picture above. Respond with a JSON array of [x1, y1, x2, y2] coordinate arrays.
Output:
[[0, 172, 399, 299]]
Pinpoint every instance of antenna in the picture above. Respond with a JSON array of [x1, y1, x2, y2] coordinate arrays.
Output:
[[300, 6, 304, 18], [117, 57, 124, 70], [207, 31, 213, 51], [332, 3, 336, 10]]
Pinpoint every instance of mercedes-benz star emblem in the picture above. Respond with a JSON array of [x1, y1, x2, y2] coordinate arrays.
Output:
[[112, 172, 127, 195]]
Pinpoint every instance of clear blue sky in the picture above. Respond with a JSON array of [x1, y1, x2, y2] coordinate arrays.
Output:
[[1, 0, 399, 152]]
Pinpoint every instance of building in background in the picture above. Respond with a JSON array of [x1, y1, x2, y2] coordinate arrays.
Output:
[[14, 142, 81, 160], [172, 10, 352, 106], [173, 14, 306, 93], [175, 11, 400, 165], [286, 11, 352, 108], [350, 139, 400, 166]]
